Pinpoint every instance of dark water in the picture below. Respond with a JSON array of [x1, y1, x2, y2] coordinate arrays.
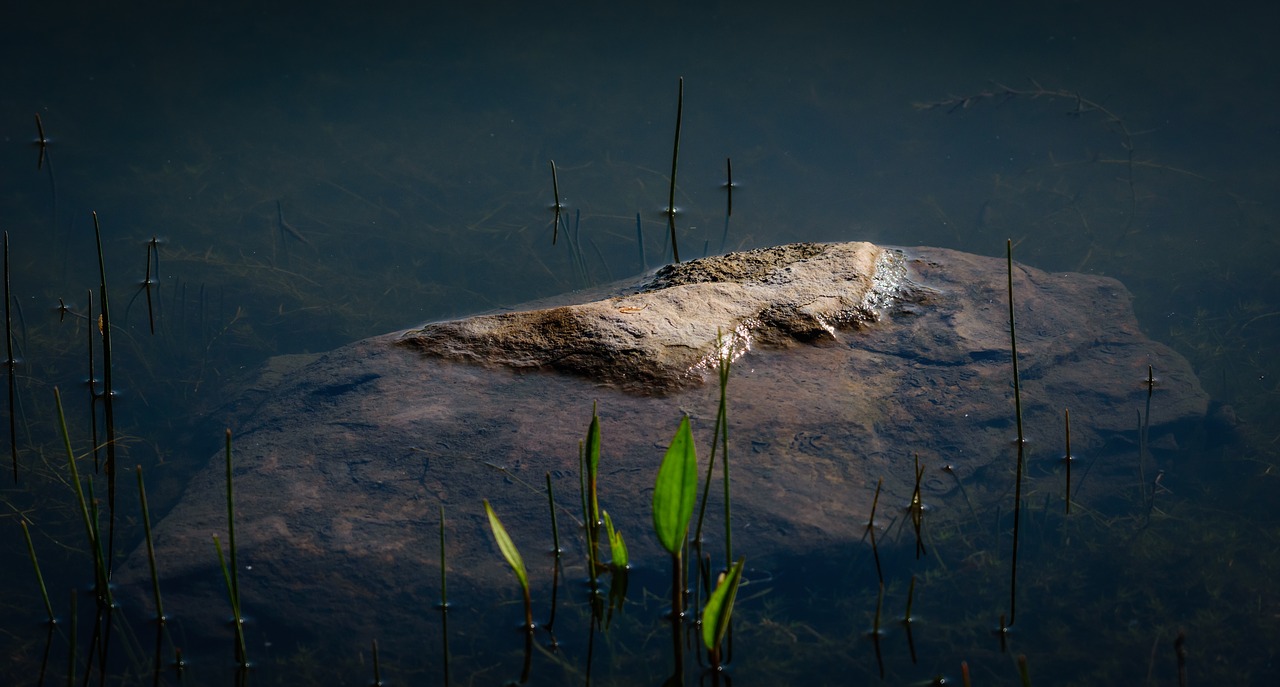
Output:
[[1, 1, 1277, 684]]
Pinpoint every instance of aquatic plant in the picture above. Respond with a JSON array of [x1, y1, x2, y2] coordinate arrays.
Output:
[[19, 519, 54, 623], [653, 415, 698, 616], [212, 533, 247, 667], [666, 77, 684, 263], [3, 231, 15, 482], [483, 498, 534, 631], [702, 556, 745, 671], [91, 212, 119, 519], [210, 428, 248, 667], [54, 387, 112, 608], [1006, 238, 1026, 629], [693, 329, 734, 568], [583, 402, 603, 574], [135, 465, 166, 623]]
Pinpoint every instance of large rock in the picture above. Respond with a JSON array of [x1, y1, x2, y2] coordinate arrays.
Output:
[[118, 242, 1209, 643]]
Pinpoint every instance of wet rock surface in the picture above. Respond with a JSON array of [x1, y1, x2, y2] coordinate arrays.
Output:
[[398, 242, 903, 391], [118, 242, 1210, 642]]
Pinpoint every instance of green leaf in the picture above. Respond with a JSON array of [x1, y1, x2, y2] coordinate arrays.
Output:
[[701, 556, 746, 653], [483, 499, 529, 594], [652, 415, 698, 555], [603, 510, 628, 569]]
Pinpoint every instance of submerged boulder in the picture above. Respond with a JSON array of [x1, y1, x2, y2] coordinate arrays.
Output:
[[118, 242, 1209, 644]]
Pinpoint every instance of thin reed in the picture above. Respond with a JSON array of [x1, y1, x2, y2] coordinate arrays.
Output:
[[692, 330, 734, 567], [136, 465, 166, 622], [666, 77, 684, 262], [1006, 238, 1026, 628], [54, 387, 112, 607], [867, 477, 884, 585], [219, 428, 247, 666], [20, 519, 55, 623], [438, 504, 451, 686], [213, 534, 248, 665], [3, 230, 16, 482], [224, 429, 241, 620], [91, 212, 118, 516], [1064, 408, 1073, 514], [438, 503, 449, 608], [549, 159, 563, 245]]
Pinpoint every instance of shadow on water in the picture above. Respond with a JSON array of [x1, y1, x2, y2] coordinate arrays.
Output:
[[2, 0, 1279, 685]]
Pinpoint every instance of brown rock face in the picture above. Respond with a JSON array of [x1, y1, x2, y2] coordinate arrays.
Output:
[[117, 243, 1209, 647], [399, 242, 904, 391]]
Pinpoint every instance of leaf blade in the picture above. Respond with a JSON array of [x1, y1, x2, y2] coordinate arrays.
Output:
[[652, 415, 698, 555], [484, 499, 529, 594], [702, 556, 746, 653]]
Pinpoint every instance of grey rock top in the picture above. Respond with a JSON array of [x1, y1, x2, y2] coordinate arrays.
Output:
[[398, 242, 910, 390]]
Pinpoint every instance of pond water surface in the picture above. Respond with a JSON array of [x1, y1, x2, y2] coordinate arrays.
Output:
[[1, 1, 1277, 685]]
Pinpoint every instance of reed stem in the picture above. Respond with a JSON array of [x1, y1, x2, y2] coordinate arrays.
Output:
[[136, 465, 166, 622], [1007, 239, 1026, 627], [34, 114, 50, 171], [224, 429, 240, 616], [438, 503, 448, 609], [872, 581, 884, 636], [4, 230, 16, 482], [1141, 365, 1155, 524], [20, 519, 55, 623], [910, 454, 927, 559], [438, 503, 451, 685], [86, 288, 99, 473], [550, 160, 562, 245], [546, 472, 561, 556], [635, 212, 646, 271], [143, 238, 156, 335], [868, 477, 884, 585], [904, 574, 916, 623], [92, 212, 117, 517], [725, 157, 733, 217], [213, 534, 247, 666], [666, 77, 684, 262], [55, 388, 112, 607], [1064, 408, 1073, 514]]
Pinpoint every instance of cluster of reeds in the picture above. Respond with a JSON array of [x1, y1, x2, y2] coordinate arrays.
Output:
[[5, 198, 248, 684], [477, 332, 744, 684], [544, 77, 742, 279]]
